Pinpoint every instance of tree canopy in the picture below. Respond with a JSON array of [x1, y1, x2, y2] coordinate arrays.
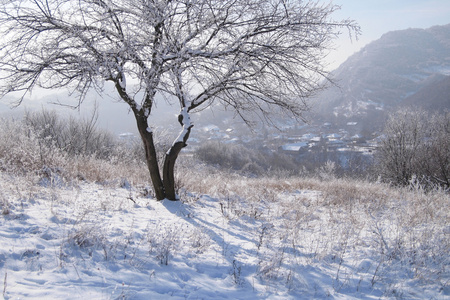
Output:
[[0, 0, 359, 200]]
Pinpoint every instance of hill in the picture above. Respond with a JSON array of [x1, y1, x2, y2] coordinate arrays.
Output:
[[311, 24, 450, 132], [0, 115, 449, 299], [400, 74, 450, 111], [1, 167, 449, 299]]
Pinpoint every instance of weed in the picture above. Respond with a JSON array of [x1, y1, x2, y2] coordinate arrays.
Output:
[[230, 259, 243, 286]]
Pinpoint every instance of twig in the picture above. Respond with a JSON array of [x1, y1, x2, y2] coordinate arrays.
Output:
[[3, 268, 7, 297]]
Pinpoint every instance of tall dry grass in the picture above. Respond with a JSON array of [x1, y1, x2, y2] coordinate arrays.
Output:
[[0, 116, 150, 187], [0, 112, 448, 297]]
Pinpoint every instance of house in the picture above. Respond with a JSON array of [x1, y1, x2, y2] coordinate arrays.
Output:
[[326, 133, 341, 141], [279, 142, 309, 154]]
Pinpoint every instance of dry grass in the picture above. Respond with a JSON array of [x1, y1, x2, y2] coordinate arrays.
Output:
[[175, 162, 449, 294], [1, 117, 448, 297]]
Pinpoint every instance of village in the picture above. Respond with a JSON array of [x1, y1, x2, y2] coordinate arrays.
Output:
[[184, 119, 380, 173]]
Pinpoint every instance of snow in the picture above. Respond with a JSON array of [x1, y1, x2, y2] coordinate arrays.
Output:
[[281, 142, 308, 152], [301, 133, 318, 140], [0, 172, 448, 299], [117, 62, 126, 90], [172, 107, 192, 145], [425, 65, 450, 76], [202, 124, 220, 132], [327, 133, 341, 139], [119, 132, 135, 139], [118, 75, 126, 90]]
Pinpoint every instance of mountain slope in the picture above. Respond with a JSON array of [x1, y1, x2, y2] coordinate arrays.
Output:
[[1, 171, 448, 299], [312, 24, 450, 130], [400, 74, 450, 111]]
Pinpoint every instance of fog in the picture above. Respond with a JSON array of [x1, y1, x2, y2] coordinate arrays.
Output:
[[327, 0, 450, 69]]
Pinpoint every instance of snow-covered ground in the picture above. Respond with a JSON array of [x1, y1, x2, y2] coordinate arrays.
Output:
[[0, 171, 449, 299]]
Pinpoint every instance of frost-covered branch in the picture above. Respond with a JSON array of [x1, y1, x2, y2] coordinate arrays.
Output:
[[0, 0, 359, 200]]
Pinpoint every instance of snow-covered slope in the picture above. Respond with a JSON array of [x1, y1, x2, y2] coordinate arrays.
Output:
[[1, 172, 449, 299], [312, 24, 450, 130]]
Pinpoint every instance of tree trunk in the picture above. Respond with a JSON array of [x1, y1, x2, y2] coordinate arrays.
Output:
[[163, 111, 193, 201], [162, 136, 193, 200], [135, 113, 165, 200], [163, 141, 185, 200], [134, 110, 193, 201], [115, 81, 167, 201]]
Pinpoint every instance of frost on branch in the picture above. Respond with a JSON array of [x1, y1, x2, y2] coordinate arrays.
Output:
[[168, 107, 194, 156], [118, 71, 126, 91], [0, 0, 359, 200]]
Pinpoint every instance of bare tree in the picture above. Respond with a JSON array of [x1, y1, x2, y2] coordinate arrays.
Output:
[[420, 112, 450, 188], [0, 0, 359, 200], [24, 107, 116, 159], [376, 108, 450, 189], [376, 109, 428, 186]]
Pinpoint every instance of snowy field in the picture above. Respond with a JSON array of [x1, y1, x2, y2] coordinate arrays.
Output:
[[1, 170, 449, 299]]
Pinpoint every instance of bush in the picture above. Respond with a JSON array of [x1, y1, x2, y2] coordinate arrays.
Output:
[[375, 108, 450, 189], [24, 108, 116, 159], [0, 117, 66, 175], [0, 110, 150, 185], [194, 141, 298, 176]]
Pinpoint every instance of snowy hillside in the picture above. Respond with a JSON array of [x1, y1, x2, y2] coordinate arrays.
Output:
[[312, 23, 450, 131], [0, 111, 448, 299], [1, 170, 448, 299]]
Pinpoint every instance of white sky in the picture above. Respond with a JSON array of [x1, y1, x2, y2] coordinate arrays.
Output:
[[326, 0, 450, 70], [3, 0, 450, 110]]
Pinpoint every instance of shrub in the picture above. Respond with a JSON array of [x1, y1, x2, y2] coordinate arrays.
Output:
[[24, 108, 116, 159], [0, 111, 150, 186], [194, 141, 298, 176], [0, 117, 67, 175], [375, 108, 450, 189]]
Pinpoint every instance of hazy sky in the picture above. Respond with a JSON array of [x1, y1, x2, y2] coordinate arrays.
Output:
[[327, 0, 450, 69]]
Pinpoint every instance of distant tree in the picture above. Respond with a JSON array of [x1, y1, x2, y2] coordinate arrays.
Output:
[[0, 0, 359, 200], [376, 108, 450, 189], [420, 112, 450, 188], [24, 107, 116, 159]]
